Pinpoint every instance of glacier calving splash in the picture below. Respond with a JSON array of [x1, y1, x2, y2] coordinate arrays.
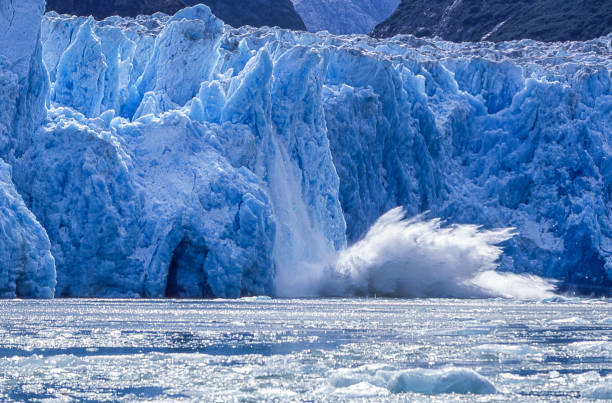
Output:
[[1, 2, 611, 298]]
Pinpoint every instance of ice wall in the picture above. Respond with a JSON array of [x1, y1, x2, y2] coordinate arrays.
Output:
[[3, 4, 611, 297], [0, 0, 55, 298], [0, 161, 55, 298], [21, 6, 345, 298]]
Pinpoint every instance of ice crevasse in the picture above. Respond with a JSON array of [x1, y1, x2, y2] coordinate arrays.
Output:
[[0, 1, 611, 298]]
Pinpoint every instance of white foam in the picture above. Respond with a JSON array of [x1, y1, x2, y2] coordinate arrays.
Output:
[[318, 208, 554, 299], [552, 317, 591, 326], [567, 341, 612, 354], [473, 344, 544, 361], [472, 271, 555, 300], [240, 296, 273, 302], [599, 317, 612, 325]]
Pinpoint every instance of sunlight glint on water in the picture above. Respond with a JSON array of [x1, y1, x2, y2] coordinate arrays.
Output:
[[0, 299, 610, 401]]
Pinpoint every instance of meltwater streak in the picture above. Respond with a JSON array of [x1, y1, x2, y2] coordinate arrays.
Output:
[[300, 208, 555, 299]]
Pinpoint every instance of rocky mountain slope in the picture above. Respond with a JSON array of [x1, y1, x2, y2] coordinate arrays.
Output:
[[372, 0, 612, 42], [45, 0, 185, 19], [291, 0, 399, 34], [46, 0, 306, 30]]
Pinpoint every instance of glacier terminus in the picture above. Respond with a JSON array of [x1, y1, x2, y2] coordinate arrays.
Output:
[[0, 0, 611, 298]]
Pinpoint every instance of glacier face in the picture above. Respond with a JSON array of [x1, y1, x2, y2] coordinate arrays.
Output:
[[1, 2, 611, 297], [0, 160, 55, 298], [0, 0, 55, 298]]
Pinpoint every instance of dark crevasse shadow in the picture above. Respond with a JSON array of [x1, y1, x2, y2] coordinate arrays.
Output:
[[165, 238, 215, 298]]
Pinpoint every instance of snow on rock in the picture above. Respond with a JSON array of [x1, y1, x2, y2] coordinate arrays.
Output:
[[2, 3, 611, 297]]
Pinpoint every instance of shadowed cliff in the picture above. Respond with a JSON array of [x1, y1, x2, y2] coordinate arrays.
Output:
[[46, 0, 306, 30]]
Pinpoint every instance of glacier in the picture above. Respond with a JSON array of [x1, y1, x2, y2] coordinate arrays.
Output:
[[0, 0, 55, 298], [0, 1, 611, 298]]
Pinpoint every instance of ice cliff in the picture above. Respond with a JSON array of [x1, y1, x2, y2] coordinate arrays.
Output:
[[1, 2, 611, 298], [0, 0, 55, 298]]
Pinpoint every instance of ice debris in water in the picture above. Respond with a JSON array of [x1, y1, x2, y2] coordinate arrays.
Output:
[[329, 364, 497, 396], [0, 0, 611, 297], [583, 382, 612, 400]]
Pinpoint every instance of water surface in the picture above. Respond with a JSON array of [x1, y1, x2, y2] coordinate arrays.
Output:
[[0, 298, 610, 401]]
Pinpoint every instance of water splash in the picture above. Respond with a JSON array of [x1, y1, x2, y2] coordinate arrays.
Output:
[[313, 208, 555, 299], [471, 271, 556, 300]]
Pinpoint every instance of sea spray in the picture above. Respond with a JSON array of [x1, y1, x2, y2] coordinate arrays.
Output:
[[314, 208, 555, 299], [471, 271, 556, 300]]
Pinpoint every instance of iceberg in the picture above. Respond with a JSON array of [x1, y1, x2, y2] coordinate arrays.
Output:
[[1, 2, 611, 297]]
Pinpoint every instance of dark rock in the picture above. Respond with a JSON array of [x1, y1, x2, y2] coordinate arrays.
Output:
[[46, 0, 306, 30], [372, 0, 612, 42]]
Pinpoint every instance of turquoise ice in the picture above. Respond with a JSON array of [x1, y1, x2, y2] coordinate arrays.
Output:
[[0, 2, 611, 297]]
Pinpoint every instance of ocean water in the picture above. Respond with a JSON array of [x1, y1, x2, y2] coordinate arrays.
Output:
[[0, 299, 610, 402]]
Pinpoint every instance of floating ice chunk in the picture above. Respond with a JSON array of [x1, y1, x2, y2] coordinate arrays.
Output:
[[567, 341, 612, 355], [583, 383, 612, 400], [551, 317, 591, 326], [599, 317, 612, 325], [240, 295, 273, 302], [387, 367, 497, 395], [330, 365, 497, 396], [473, 344, 546, 362]]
